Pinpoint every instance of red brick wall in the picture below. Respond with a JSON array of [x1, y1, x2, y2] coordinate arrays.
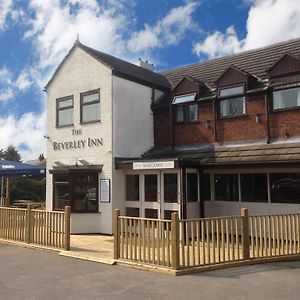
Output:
[[174, 104, 214, 145], [153, 96, 300, 148], [154, 110, 172, 147], [270, 109, 300, 138], [217, 98, 266, 142]]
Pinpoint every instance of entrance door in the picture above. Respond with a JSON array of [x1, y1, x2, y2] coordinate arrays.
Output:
[[160, 171, 181, 219], [143, 173, 161, 219]]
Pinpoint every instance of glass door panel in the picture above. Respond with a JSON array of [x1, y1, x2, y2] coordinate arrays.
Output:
[[145, 174, 158, 202], [163, 173, 178, 203]]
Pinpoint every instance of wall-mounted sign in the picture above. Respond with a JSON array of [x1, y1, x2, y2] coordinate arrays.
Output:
[[100, 179, 110, 203], [53, 138, 103, 151], [133, 161, 175, 170]]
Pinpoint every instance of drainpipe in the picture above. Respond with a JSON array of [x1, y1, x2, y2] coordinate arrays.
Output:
[[213, 99, 218, 142], [170, 106, 175, 149], [265, 90, 271, 144]]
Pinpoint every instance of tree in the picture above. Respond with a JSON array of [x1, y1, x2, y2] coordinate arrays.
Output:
[[2, 145, 21, 162]]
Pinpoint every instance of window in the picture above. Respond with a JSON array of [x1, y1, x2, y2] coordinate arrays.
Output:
[[175, 104, 198, 123], [218, 85, 246, 118], [273, 87, 300, 110], [73, 174, 98, 212], [219, 97, 245, 118], [145, 174, 158, 202], [219, 85, 244, 97], [126, 207, 139, 217], [53, 174, 70, 210], [187, 173, 198, 202], [80, 90, 100, 123], [173, 93, 196, 104], [56, 97, 73, 127], [125, 175, 139, 201], [53, 173, 98, 212], [163, 173, 178, 203], [200, 174, 211, 201], [241, 174, 268, 202], [215, 174, 239, 201], [270, 173, 300, 204]]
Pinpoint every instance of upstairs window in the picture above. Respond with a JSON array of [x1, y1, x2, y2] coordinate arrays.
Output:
[[273, 87, 300, 110], [173, 93, 198, 123], [80, 89, 100, 123], [56, 96, 74, 127], [173, 93, 196, 104], [175, 104, 198, 123], [218, 85, 245, 118]]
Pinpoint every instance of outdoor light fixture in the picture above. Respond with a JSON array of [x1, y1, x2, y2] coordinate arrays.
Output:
[[205, 120, 211, 129], [255, 114, 261, 123], [43, 135, 50, 139]]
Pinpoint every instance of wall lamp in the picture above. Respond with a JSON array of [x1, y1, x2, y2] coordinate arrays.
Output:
[[255, 114, 261, 124], [205, 120, 212, 129]]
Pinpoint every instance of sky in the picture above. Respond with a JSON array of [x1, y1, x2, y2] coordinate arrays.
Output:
[[0, 0, 300, 161]]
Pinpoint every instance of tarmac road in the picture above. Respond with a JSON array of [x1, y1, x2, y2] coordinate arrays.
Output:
[[1, 242, 300, 300]]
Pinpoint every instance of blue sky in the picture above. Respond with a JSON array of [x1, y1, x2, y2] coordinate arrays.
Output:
[[0, 0, 299, 160]]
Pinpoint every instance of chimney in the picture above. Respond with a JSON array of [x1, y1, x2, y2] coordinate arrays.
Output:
[[138, 58, 154, 71], [39, 154, 45, 161]]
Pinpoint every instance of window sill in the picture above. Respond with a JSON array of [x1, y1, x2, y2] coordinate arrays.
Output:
[[80, 120, 101, 125], [218, 114, 248, 120], [271, 106, 300, 113], [56, 124, 74, 129]]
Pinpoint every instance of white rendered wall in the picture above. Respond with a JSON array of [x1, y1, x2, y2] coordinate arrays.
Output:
[[112, 76, 156, 158], [46, 46, 113, 234]]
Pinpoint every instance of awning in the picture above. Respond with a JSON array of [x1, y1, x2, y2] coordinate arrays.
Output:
[[49, 164, 103, 174], [0, 160, 46, 178]]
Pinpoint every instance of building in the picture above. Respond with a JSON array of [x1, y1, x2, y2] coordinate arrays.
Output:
[[45, 40, 169, 234], [46, 38, 300, 234]]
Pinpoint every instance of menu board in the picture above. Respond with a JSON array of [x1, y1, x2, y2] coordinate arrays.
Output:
[[100, 179, 110, 203]]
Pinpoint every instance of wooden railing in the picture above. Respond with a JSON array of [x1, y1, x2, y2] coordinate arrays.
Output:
[[0, 197, 8, 207], [249, 214, 300, 258], [114, 209, 300, 273], [179, 216, 243, 268], [0, 205, 70, 250], [115, 212, 172, 267]]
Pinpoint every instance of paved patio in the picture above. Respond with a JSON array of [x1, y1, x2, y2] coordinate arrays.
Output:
[[60, 234, 115, 264]]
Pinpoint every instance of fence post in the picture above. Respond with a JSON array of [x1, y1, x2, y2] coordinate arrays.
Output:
[[171, 212, 180, 270], [26, 204, 33, 244], [5, 178, 10, 207], [114, 209, 120, 260], [241, 208, 250, 260], [64, 206, 71, 251]]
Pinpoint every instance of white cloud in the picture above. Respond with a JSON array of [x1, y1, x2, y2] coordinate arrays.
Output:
[[193, 0, 300, 59], [193, 26, 243, 59], [0, 0, 12, 30], [0, 67, 33, 102], [0, 111, 46, 161], [128, 2, 198, 52], [24, 0, 129, 70]]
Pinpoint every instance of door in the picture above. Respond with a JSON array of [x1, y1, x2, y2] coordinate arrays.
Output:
[[160, 171, 181, 219], [142, 173, 161, 219]]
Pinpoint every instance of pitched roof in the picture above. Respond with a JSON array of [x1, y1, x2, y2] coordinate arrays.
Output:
[[45, 41, 171, 91], [161, 38, 300, 89]]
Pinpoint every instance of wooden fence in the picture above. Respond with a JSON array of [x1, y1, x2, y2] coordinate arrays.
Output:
[[114, 209, 300, 272], [0, 197, 8, 207], [0, 205, 70, 250]]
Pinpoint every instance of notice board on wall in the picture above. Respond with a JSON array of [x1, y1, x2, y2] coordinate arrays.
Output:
[[100, 179, 110, 203]]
